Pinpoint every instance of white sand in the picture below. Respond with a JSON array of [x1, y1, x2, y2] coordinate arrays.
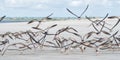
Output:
[[0, 19, 120, 60]]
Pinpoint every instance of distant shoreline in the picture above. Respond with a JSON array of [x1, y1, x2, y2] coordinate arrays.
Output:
[[0, 17, 108, 23]]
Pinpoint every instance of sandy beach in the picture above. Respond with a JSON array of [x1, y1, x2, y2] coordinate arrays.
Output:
[[0, 19, 120, 60]]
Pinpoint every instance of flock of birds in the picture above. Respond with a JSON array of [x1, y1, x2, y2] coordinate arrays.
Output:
[[0, 5, 120, 56]]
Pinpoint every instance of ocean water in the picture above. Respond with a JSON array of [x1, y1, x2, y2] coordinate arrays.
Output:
[[0, 17, 78, 23], [0, 17, 101, 23]]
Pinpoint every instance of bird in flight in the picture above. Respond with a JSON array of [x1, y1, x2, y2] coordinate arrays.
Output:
[[0, 15, 6, 22], [66, 5, 89, 19]]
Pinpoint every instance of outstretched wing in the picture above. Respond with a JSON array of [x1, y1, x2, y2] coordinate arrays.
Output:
[[0, 15, 6, 22], [46, 13, 53, 18], [28, 20, 35, 24], [80, 4, 89, 18], [111, 19, 120, 30], [66, 8, 79, 18], [97, 13, 109, 25], [101, 13, 109, 20], [108, 16, 118, 19], [85, 16, 94, 22]]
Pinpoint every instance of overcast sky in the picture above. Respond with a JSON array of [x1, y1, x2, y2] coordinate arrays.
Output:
[[0, 0, 120, 17]]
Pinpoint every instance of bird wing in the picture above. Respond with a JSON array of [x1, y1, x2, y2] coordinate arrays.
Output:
[[46, 13, 53, 18], [79, 4, 89, 18], [111, 19, 120, 30], [97, 13, 109, 25], [66, 8, 79, 18], [0, 15, 6, 22]]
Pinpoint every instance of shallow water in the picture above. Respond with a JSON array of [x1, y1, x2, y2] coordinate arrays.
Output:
[[0, 17, 78, 23]]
